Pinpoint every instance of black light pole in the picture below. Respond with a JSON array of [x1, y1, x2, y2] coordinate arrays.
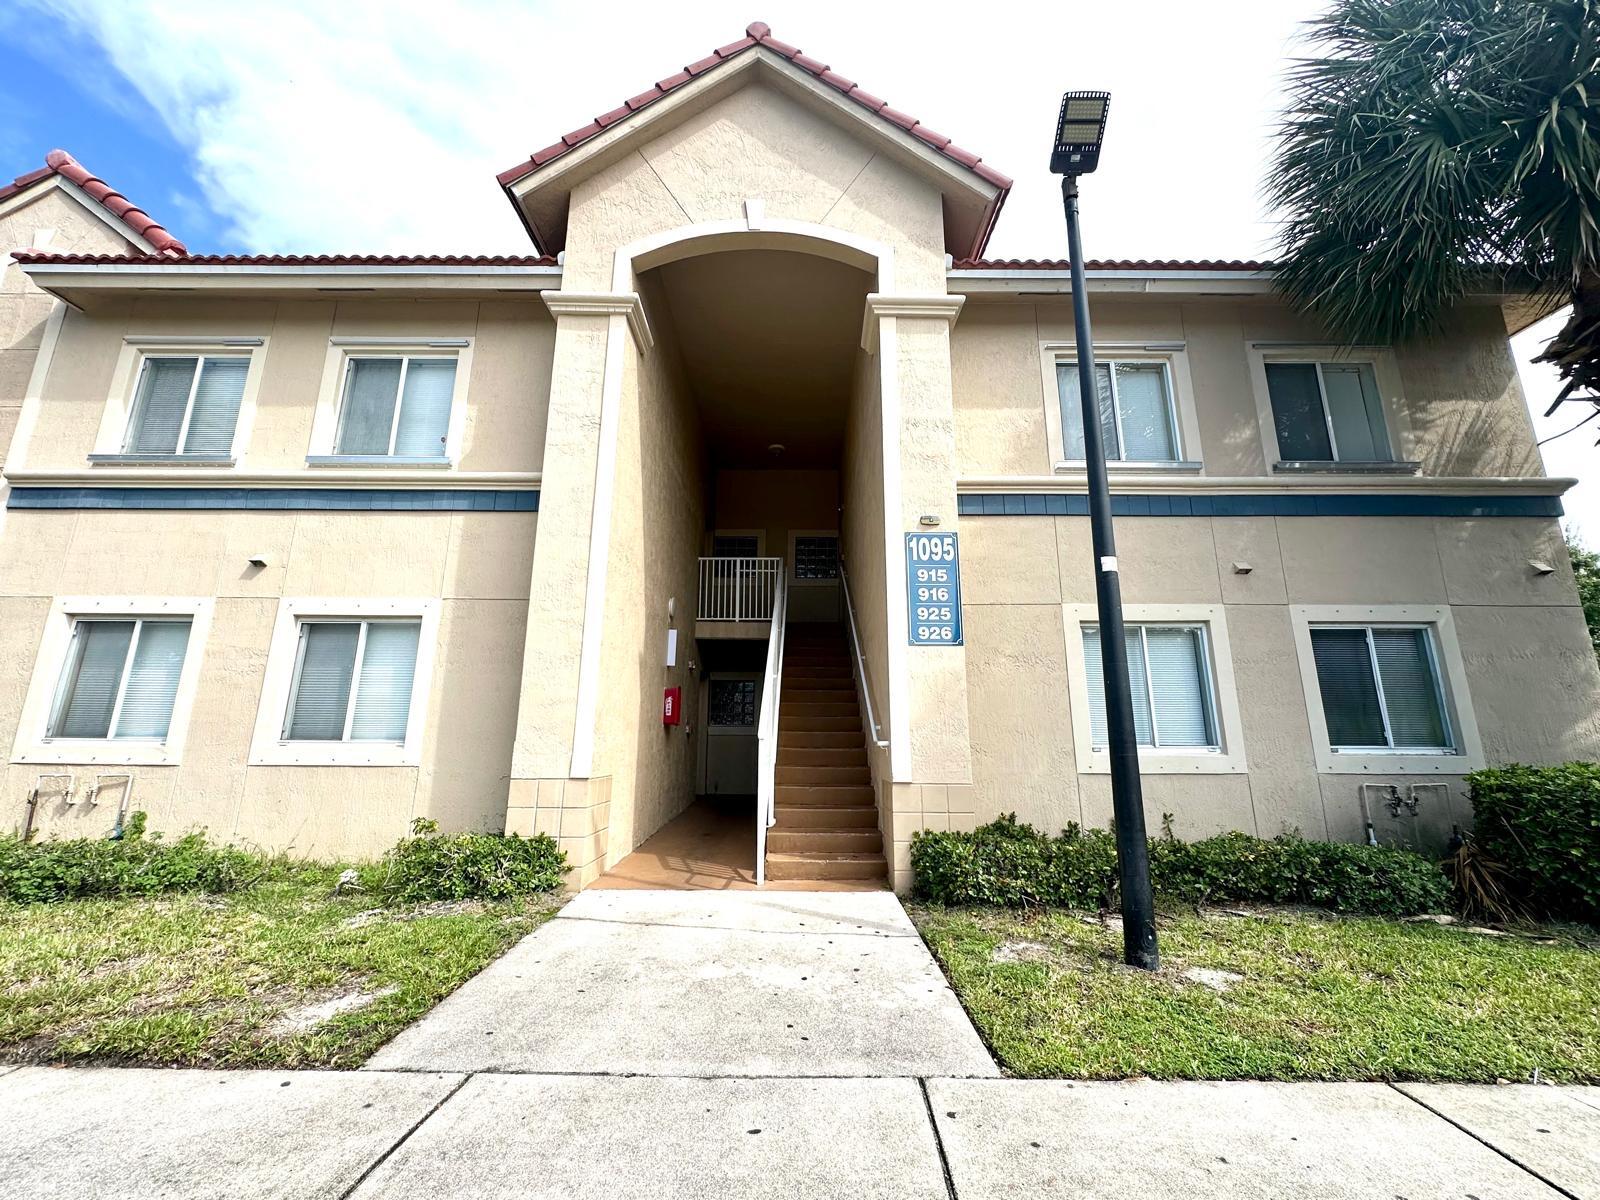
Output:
[[1050, 92, 1159, 971]]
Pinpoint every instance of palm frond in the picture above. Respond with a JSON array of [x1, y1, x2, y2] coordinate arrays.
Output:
[[1270, 0, 1600, 395]]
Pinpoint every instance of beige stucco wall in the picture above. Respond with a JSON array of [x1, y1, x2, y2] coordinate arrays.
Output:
[[559, 79, 949, 295], [19, 296, 552, 475], [950, 296, 1541, 480], [1, 507, 536, 859], [959, 510, 1600, 851], [585, 276, 706, 868]]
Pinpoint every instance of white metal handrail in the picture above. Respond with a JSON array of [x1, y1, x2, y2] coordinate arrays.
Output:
[[697, 556, 782, 622], [754, 568, 788, 885], [839, 554, 889, 751]]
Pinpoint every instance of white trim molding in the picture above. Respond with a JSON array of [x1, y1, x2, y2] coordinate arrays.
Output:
[[542, 292, 653, 350], [307, 337, 474, 467], [860, 294, 964, 353], [10, 596, 214, 767], [91, 336, 270, 465], [1245, 343, 1412, 469], [248, 597, 441, 768], [1038, 339, 1202, 470], [1288, 604, 1484, 775], [1061, 602, 1248, 775]]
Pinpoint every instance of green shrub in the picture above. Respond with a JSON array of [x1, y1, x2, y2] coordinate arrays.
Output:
[[911, 815, 1452, 917], [1467, 763, 1600, 923], [0, 814, 262, 903], [366, 818, 567, 903]]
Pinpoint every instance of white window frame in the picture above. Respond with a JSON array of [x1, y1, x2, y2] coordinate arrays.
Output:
[[1247, 345, 1412, 467], [92, 337, 267, 464], [1040, 342, 1203, 472], [10, 597, 213, 767], [788, 529, 840, 586], [308, 337, 473, 467], [1061, 603, 1247, 774], [249, 598, 440, 767], [1290, 604, 1484, 774]]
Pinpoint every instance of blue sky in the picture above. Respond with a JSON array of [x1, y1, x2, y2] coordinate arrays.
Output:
[[0, 10, 234, 250], [1, 0, 1593, 531]]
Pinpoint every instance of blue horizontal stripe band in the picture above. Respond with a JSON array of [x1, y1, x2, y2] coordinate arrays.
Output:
[[956, 492, 1562, 519], [7, 487, 539, 513]]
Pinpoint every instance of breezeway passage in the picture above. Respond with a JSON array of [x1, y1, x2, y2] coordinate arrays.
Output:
[[364, 889, 998, 1077]]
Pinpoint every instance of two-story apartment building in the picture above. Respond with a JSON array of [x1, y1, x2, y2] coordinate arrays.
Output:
[[4, 22, 1598, 891]]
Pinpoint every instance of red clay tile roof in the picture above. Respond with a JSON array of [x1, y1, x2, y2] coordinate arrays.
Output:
[[11, 251, 557, 267], [954, 257, 1273, 272], [498, 21, 1012, 258], [1, 150, 187, 255]]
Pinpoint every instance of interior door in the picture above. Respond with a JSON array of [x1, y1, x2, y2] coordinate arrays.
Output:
[[703, 673, 760, 795]]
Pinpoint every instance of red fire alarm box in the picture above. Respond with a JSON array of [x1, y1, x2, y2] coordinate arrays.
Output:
[[662, 686, 682, 726]]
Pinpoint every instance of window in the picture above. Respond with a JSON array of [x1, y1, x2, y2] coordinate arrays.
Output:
[[282, 620, 421, 743], [708, 679, 758, 727], [47, 618, 192, 741], [1062, 604, 1246, 774], [1309, 625, 1452, 752], [124, 355, 249, 457], [793, 535, 839, 581], [1266, 361, 1392, 463], [1081, 623, 1218, 751], [1058, 360, 1180, 462], [334, 357, 456, 458], [711, 534, 760, 558]]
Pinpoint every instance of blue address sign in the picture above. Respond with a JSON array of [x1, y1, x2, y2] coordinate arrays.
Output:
[[905, 531, 963, 645]]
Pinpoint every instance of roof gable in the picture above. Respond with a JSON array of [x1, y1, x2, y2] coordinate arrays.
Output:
[[0, 149, 187, 256], [498, 21, 1011, 261]]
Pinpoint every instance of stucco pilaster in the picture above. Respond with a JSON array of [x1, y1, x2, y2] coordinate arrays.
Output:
[[864, 295, 976, 815]]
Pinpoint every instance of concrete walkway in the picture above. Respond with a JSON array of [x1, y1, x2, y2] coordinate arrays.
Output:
[[367, 888, 997, 1077], [4, 890, 1598, 1196]]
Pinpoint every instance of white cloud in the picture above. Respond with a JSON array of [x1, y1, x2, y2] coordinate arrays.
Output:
[[22, 0, 1316, 257], [18, 0, 1592, 522]]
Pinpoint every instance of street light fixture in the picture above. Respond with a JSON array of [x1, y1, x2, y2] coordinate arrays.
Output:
[[1050, 90, 1160, 971]]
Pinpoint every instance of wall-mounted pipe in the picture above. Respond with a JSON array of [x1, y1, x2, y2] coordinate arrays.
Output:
[[23, 774, 75, 842]]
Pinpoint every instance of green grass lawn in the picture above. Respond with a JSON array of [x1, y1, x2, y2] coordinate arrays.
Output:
[[0, 867, 557, 1069], [911, 903, 1600, 1082]]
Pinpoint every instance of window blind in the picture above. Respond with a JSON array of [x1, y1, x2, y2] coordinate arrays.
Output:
[[126, 358, 198, 454], [1320, 363, 1391, 462], [51, 621, 135, 738], [1265, 363, 1333, 460], [392, 360, 455, 457], [349, 622, 421, 741], [1309, 628, 1388, 746], [1058, 361, 1118, 460], [336, 359, 403, 454], [1083, 624, 1216, 750], [1111, 364, 1176, 461], [1371, 628, 1449, 747], [1143, 627, 1213, 746], [114, 621, 191, 738], [181, 359, 249, 455], [285, 623, 360, 740]]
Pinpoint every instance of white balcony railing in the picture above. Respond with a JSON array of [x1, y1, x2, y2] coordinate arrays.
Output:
[[697, 557, 782, 622]]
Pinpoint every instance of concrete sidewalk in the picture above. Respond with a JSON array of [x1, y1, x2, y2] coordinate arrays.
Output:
[[3, 1067, 1596, 1198], [367, 888, 997, 1077]]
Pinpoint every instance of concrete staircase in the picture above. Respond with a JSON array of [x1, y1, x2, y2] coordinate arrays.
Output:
[[766, 624, 886, 883]]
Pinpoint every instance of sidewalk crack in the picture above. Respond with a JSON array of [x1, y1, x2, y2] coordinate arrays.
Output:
[[1387, 1082, 1579, 1200], [339, 1072, 473, 1199], [919, 1078, 960, 1200]]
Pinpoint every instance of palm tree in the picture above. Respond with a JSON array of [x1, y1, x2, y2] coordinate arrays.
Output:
[[1270, 0, 1600, 425]]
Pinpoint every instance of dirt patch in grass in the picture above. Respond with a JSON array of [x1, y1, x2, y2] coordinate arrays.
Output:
[[0, 875, 560, 1069], [911, 902, 1600, 1082]]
